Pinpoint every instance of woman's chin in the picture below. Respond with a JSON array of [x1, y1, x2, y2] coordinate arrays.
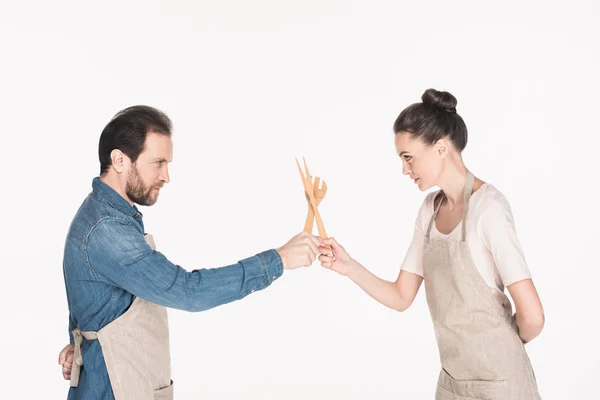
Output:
[[416, 179, 431, 191]]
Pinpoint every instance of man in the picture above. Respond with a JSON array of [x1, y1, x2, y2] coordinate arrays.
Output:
[[58, 105, 321, 399]]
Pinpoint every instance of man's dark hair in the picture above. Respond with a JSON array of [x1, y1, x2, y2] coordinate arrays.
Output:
[[98, 105, 172, 175]]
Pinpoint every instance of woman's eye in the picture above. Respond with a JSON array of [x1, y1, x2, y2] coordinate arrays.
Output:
[[404, 156, 412, 162]]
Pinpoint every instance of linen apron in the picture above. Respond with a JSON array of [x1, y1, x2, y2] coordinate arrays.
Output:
[[423, 171, 540, 399], [70, 233, 174, 399]]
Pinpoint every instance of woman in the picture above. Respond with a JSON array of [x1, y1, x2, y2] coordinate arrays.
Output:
[[318, 89, 544, 399]]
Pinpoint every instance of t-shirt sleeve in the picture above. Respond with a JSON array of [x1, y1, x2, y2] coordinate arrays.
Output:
[[400, 193, 436, 277], [478, 192, 532, 286]]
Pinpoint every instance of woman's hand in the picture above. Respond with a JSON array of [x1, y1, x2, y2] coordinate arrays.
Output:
[[318, 237, 359, 277]]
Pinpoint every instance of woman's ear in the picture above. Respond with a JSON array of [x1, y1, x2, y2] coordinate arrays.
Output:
[[435, 139, 449, 159]]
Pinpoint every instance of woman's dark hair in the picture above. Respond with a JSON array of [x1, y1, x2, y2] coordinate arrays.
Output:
[[393, 89, 468, 152], [98, 105, 172, 175]]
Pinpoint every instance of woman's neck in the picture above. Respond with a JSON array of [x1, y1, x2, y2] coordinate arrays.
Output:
[[437, 159, 469, 209]]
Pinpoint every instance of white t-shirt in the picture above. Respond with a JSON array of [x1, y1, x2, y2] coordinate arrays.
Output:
[[401, 183, 531, 297]]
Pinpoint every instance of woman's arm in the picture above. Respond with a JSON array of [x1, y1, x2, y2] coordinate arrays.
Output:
[[350, 264, 423, 311], [507, 278, 545, 343], [479, 191, 545, 343], [319, 238, 423, 312]]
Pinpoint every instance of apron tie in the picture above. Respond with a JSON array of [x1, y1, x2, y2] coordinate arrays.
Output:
[[70, 328, 98, 387]]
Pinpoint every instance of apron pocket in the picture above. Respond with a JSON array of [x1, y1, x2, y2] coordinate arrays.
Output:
[[438, 369, 507, 400], [436, 384, 507, 400], [154, 380, 174, 400]]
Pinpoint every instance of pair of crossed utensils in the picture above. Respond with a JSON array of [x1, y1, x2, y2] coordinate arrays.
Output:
[[295, 157, 331, 250]]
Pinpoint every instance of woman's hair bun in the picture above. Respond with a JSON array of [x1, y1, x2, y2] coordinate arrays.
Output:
[[422, 88, 457, 113]]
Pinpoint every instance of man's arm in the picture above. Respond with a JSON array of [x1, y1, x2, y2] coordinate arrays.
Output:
[[86, 218, 285, 312], [58, 222, 319, 380], [68, 312, 76, 344]]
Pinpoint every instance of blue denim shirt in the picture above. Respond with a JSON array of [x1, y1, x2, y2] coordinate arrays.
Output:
[[63, 178, 284, 399]]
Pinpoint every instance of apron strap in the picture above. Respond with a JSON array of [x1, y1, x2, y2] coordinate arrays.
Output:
[[70, 328, 99, 387], [425, 191, 445, 238], [461, 170, 475, 242], [425, 170, 475, 241]]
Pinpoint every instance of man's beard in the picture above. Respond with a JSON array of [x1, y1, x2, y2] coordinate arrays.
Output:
[[126, 165, 157, 206]]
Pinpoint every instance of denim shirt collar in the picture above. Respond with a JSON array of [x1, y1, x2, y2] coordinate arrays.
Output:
[[92, 177, 143, 219]]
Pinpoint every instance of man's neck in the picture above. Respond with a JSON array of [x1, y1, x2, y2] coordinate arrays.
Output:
[[99, 173, 134, 206]]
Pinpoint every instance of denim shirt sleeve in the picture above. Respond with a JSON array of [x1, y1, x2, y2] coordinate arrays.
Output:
[[86, 217, 284, 312], [68, 313, 76, 344]]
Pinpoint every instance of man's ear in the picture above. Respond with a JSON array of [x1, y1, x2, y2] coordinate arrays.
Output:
[[110, 149, 129, 174]]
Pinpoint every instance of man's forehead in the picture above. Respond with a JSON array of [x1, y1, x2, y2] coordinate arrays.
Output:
[[141, 133, 173, 159]]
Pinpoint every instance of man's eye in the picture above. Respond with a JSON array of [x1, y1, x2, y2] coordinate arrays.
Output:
[[156, 161, 163, 166]]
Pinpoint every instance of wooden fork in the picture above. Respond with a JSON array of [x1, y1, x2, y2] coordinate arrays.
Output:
[[304, 176, 327, 233], [295, 157, 330, 249]]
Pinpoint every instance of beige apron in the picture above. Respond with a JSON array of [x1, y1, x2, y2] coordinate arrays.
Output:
[[70, 234, 174, 400], [423, 171, 540, 400]]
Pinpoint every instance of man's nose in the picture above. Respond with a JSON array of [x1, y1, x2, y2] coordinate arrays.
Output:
[[160, 165, 170, 184]]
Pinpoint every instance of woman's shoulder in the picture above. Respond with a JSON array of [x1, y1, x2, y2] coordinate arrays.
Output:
[[472, 183, 514, 219], [414, 182, 516, 231], [420, 189, 443, 213], [413, 190, 443, 233]]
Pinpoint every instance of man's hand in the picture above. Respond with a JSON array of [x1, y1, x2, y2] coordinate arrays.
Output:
[[58, 344, 74, 380], [276, 232, 322, 269]]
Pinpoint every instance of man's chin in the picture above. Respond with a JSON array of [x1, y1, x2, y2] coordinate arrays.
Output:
[[131, 196, 157, 207], [141, 198, 158, 207], [146, 193, 159, 206]]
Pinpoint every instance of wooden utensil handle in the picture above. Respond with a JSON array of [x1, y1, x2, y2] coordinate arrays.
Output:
[[312, 206, 330, 250], [304, 204, 315, 233]]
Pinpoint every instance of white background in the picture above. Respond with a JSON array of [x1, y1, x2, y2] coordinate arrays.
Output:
[[1, 0, 599, 398]]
